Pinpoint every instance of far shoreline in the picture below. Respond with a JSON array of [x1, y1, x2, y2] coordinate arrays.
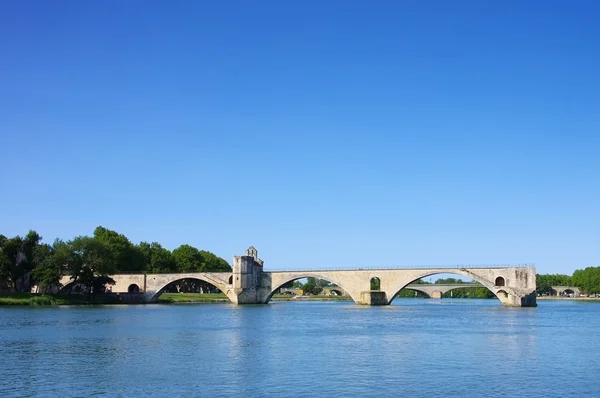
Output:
[[537, 296, 600, 301]]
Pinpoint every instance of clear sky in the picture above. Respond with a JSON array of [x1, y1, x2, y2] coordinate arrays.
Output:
[[1, 1, 598, 274]]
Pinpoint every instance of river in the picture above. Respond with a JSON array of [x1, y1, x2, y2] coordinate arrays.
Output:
[[1, 299, 598, 397]]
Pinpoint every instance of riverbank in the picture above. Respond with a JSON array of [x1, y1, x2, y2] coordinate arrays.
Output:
[[0, 292, 353, 306], [158, 293, 353, 303], [0, 293, 121, 306], [537, 296, 600, 301]]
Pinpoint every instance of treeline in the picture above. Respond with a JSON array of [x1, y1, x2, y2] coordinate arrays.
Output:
[[536, 274, 572, 295], [537, 268, 600, 295], [0, 226, 231, 294]]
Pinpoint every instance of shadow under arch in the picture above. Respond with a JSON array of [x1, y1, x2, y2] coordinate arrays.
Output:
[[57, 280, 104, 294], [388, 270, 506, 305], [148, 276, 234, 303], [265, 273, 359, 304]]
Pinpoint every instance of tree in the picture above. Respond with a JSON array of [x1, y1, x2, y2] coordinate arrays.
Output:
[[302, 278, 319, 295], [93, 226, 145, 273], [67, 236, 116, 295], [536, 273, 573, 295], [171, 244, 202, 272], [435, 277, 465, 284], [0, 231, 42, 291], [572, 267, 600, 295], [1, 235, 24, 291], [32, 243, 60, 293], [198, 250, 232, 272], [138, 242, 176, 273], [0, 250, 11, 288]]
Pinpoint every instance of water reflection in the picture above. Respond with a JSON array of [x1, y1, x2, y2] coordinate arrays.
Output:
[[0, 300, 599, 396]]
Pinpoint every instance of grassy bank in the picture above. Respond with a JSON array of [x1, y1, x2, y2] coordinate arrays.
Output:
[[0, 292, 354, 306], [271, 294, 352, 301], [158, 293, 230, 303], [537, 296, 600, 301], [158, 293, 354, 303], [0, 293, 121, 306]]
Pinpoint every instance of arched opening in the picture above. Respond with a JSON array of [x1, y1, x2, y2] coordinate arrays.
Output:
[[370, 277, 381, 291], [128, 284, 140, 294], [228, 275, 233, 284], [152, 278, 230, 303], [562, 289, 575, 297], [389, 272, 500, 304], [495, 277, 505, 287], [267, 275, 353, 303]]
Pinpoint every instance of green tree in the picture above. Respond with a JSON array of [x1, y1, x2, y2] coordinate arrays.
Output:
[[67, 236, 116, 295], [198, 250, 232, 272], [171, 244, 202, 272], [302, 278, 321, 295], [171, 245, 231, 272], [31, 243, 61, 293], [1, 235, 24, 291], [435, 277, 466, 284], [93, 226, 146, 273], [138, 242, 176, 273], [572, 267, 600, 295], [536, 273, 573, 295], [0, 249, 11, 287]]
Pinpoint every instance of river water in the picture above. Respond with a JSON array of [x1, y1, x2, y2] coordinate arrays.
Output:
[[0, 299, 598, 397]]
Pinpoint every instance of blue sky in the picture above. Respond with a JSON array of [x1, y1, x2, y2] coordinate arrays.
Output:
[[1, 1, 598, 274]]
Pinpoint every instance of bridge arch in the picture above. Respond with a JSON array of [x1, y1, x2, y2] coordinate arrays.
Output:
[[265, 273, 359, 304], [147, 276, 234, 303], [387, 270, 510, 305], [370, 277, 381, 291], [128, 284, 140, 293]]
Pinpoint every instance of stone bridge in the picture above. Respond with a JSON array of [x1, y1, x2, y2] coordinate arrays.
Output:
[[404, 283, 482, 299], [550, 286, 581, 297], [280, 284, 480, 299], [59, 247, 537, 307]]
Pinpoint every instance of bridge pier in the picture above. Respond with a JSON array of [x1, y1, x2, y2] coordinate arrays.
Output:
[[430, 290, 443, 299], [357, 291, 388, 305]]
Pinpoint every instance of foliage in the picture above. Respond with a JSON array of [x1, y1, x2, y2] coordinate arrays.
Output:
[[171, 245, 232, 272], [435, 277, 467, 284], [571, 267, 600, 295], [171, 244, 203, 272], [66, 236, 117, 295], [138, 242, 176, 273], [301, 278, 319, 295], [1, 226, 232, 295], [443, 287, 494, 299], [198, 250, 232, 272], [28, 295, 57, 306], [0, 250, 11, 287], [158, 293, 229, 303], [394, 289, 428, 298], [93, 226, 145, 273], [32, 243, 62, 293], [536, 274, 573, 295], [0, 231, 41, 291]]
